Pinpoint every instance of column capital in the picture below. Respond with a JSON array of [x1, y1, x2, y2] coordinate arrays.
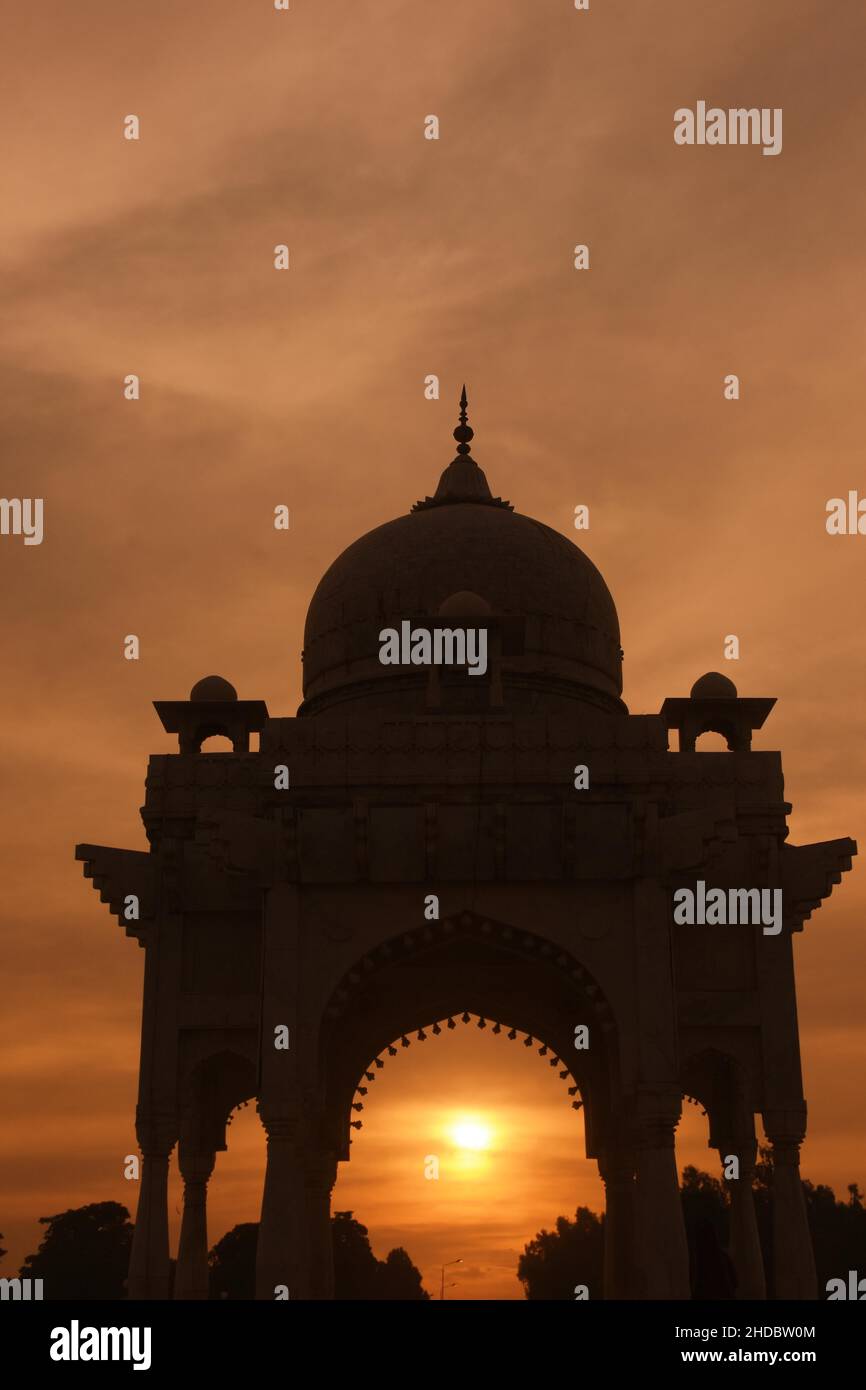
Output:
[[763, 1103, 807, 1150], [305, 1150, 338, 1196], [598, 1147, 637, 1187], [635, 1085, 682, 1146], [135, 1108, 177, 1156], [178, 1143, 216, 1185], [768, 1138, 802, 1167], [258, 1105, 303, 1143]]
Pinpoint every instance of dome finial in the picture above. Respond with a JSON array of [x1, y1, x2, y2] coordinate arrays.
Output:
[[453, 384, 474, 457], [411, 384, 512, 511]]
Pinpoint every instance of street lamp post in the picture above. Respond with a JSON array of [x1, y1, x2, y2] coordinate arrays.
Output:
[[440, 1258, 462, 1300]]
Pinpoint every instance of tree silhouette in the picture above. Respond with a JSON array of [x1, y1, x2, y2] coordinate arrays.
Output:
[[680, 1165, 736, 1299], [209, 1222, 258, 1300], [331, 1210, 381, 1299], [207, 1212, 429, 1299], [680, 1164, 727, 1235], [751, 1148, 866, 1297], [518, 1207, 604, 1300], [376, 1246, 429, 1300], [803, 1178, 866, 1296], [18, 1202, 133, 1299]]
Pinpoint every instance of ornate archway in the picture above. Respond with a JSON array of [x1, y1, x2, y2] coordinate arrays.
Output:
[[319, 912, 619, 1164], [77, 396, 856, 1300]]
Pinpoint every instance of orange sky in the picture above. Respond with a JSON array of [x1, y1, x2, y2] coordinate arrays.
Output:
[[1, 0, 865, 1298]]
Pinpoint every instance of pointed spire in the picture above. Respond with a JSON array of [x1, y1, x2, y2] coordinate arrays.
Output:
[[454, 384, 473, 456], [411, 385, 512, 511]]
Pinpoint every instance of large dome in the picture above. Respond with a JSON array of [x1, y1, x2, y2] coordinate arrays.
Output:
[[300, 393, 624, 717]]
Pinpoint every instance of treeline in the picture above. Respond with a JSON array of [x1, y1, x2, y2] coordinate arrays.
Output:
[[3, 1207, 428, 1300], [6, 1153, 863, 1299], [518, 1153, 866, 1299]]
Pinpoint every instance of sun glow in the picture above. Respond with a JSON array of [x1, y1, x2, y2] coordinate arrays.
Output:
[[451, 1116, 492, 1151]]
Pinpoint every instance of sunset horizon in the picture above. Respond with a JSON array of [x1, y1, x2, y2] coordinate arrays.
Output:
[[2, 6, 865, 1361]]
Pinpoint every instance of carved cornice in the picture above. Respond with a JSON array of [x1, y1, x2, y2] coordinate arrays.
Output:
[[75, 844, 155, 945], [781, 837, 857, 932]]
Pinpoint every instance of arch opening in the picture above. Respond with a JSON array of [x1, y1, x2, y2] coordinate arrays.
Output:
[[318, 913, 620, 1163], [344, 1009, 586, 1137], [693, 730, 732, 752], [198, 734, 235, 753], [330, 1003, 604, 1300]]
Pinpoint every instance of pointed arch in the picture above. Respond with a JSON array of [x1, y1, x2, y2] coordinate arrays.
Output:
[[318, 910, 621, 1162]]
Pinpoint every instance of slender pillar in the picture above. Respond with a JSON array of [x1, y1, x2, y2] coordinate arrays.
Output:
[[174, 1143, 216, 1300], [306, 1150, 338, 1300], [764, 1111, 816, 1300], [256, 884, 306, 1298], [719, 1139, 766, 1300], [598, 1147, 637, 1300], [256, 1112, 309, 1299], [633, 1089, 690, 1299], [127, 1114, 175, 1300]]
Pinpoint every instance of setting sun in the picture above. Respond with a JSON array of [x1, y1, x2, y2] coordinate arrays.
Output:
[[451, 1116, 493, 1151]]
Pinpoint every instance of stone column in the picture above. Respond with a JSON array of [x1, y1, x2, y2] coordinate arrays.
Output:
[[719, 1138, 766, 1300], [764, 1109, 816, 1300], [306, 1150, 338, 1300], [598, 1147, 637, 1300], [633, 1088, 690, 1299], [174, 1143, 216, 1300], [256, 1112, 309, 1300], [127, 1112, 175, 1300]]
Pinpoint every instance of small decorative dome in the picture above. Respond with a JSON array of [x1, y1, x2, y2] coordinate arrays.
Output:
[[690, 671, 738, 700], [437, 590, 492, 617], [190, 675, 238, 703]]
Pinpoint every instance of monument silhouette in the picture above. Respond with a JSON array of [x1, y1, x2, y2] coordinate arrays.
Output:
[[76, 391, 856, 1300]]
